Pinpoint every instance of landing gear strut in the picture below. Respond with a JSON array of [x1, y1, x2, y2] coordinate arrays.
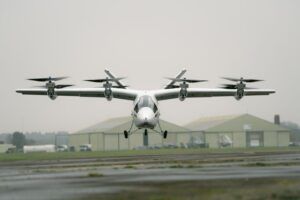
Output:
[[144, 129, 148, 136], [123, 118, 138, 139], [158, 120, 168, 139], [151, 121, 168, 139]]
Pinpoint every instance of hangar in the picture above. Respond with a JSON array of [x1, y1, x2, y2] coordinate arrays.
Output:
[[185, 114, 290, 148], [69, 117, 190, 151], [69, 114, 290, 151], [0, 144, 15, 153]]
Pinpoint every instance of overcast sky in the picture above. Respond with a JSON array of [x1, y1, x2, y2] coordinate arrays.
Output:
[[0, 0, 299, 133]]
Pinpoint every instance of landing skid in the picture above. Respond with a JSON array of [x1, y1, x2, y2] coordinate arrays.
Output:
[[124, 119, 168, 139], [152, 129, 168, 139], [158, 120, 168, 139], [124, 128, 167, 139]]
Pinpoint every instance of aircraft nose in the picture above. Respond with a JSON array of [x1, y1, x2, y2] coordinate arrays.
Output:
[[137, 107, 155, 121]]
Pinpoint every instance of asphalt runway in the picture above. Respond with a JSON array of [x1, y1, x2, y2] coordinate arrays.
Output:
[[0, 151, 300, 200]]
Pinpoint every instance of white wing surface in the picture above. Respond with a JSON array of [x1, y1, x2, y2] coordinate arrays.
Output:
[[16, 88, 139, 101], [153, 88, 275, 101]]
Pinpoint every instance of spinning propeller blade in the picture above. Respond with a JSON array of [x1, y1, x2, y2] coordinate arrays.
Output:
[[220, 84, 256, 89], [111, 85, 129, 88], [28, 76, 68, 82], [222, 77, 263, 83], [54, 84, 74, 89], [84, 77, 126, 83], [28, 76, 73, 88], [34, 84, 74, 89], [165, 77, 208, 83]]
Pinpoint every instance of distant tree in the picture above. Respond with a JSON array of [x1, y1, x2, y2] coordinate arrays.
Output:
[[26, 139, 36, 145], [12, 132, 26, 149], [5, 134, 12, 144]]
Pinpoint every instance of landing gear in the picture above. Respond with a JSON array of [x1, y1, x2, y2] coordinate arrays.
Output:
[[163, 130, 168, 139], [158, 120, 168, 139], [123, 118, 168, 139], [123, 118, 138, 139], [151, 121, 168, 139], [124, 130, 129, 139]]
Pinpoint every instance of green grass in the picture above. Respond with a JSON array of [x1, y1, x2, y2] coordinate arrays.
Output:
[[124, 165, 137, 169], [87, 172, 103, 177], [169, 164, 185, 168], [0, 147, 300, 162], [244, 161, 300, 167]]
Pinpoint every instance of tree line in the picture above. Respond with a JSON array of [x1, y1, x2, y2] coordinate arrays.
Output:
[[1, 131, 69, 150]]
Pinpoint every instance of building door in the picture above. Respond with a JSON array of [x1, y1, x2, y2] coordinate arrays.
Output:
[[246, 131, 264, 147]]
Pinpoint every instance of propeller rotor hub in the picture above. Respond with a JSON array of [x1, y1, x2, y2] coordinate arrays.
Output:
[[220, 76, 263, 100], [165, 77, 207, 101], [85, 76, 127, 100], [27, 76, 73, 100]]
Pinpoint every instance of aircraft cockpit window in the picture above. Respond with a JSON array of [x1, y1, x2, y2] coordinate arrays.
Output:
[[134, 96, 157, 113], [134, 104, 139, 113], [138, 96, 151, 108], [153, 104, 158, 113]]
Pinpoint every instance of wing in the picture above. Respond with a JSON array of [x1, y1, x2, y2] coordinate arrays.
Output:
[[16, 87, 138, 101], [153, 88, 275, 101]]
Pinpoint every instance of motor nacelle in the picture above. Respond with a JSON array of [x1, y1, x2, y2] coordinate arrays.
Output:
[[47, 91, 57, 100], [166, 77, 206, 101], [179, 88, 188, 101], [222, 77, 263, 101], [46, 82, 57, 100], [235, 89, 244, 100], [27, 76, 72, 100], [103, 82, 113, 101], [234, 82, 245, 101], [179, 82, 188, 101], [165, 76, 207, 101]]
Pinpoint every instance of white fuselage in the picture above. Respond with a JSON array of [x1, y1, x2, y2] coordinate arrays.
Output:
[[132, 93, 159, 129]]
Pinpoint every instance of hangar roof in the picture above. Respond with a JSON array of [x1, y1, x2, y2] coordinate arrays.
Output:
[[76, 117, 130, 133], [74, 114, 288, 134], [185, 114, 289, 132], [185, 114, 240, 131], [75, 116, 189, 134]]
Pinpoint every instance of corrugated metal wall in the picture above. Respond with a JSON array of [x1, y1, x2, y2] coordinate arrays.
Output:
[[69, 131, 193, 151], [203, 131, 290, 148]]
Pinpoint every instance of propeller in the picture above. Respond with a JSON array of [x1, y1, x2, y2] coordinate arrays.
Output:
[[220, 77, 262, 90], [220, 84, 256, 89], [165, 77, 208, 83], [28, 76, 68, 82], [222, 77, 263, 83], [84, 77, 126, 83], [111, 85, 130, 88], [35, 84, 74, 89], [163, 85, 180, 89], [28, 76, 73, 89], [85, 77, 128, 89]]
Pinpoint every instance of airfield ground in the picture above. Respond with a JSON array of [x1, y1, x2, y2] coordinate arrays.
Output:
[[0, 147, 300, 200]]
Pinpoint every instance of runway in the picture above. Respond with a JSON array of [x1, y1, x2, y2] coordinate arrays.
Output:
[[0, 150, 300, 200]]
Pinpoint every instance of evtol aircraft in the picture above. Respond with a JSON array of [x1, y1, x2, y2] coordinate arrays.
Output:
[[16, 69, 275, 139]]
